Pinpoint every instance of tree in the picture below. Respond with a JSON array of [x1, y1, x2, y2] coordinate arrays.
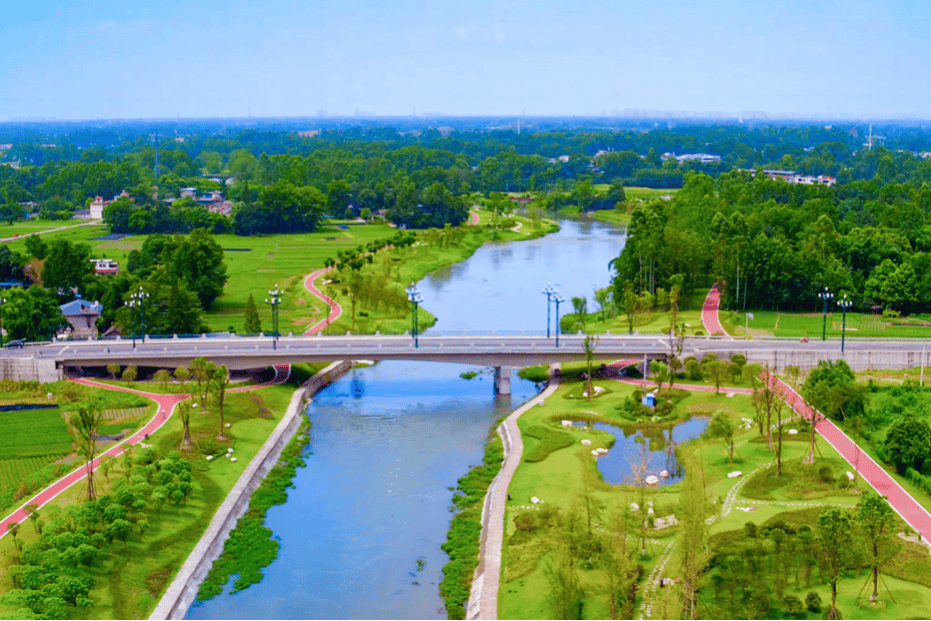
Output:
[[571, 296, 588, 331], [544, 547, 584, 620], [168, 228, 228, 310], [70, 407, 103, 501], [679, 455, 711, 619], [817, 508, 855, 620], [243, 292, 262, 333], [802, 359, 864, 422], [153, 369, 171, 392], [107, 363, 120, 379], [210, 364, 231, 440], [190, 357, 215, 407], [705, 359, 727, 393], [857, 492, 898, 603], [24, 235, 48, 261], [1, 285, 67, 341], [0, 246, 24, 282], [121, 365, 137, 383], [176, 400, 193, 451], [583, 334, 598, 401], [42, 239, 93, 300], [593, 287, 611, 324], [883, 418, 931, 473], [704, 410, 737, 464], [649, 360, 669, 392]]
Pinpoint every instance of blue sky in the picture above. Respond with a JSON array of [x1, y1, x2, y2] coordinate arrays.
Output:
[[2, 0, 930, 120]]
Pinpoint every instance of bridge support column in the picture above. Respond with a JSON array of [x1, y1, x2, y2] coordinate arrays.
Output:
[[494, 366, 512, 395]]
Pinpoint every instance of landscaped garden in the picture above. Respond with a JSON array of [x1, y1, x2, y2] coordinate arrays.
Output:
[[497, 362, 931, 620]]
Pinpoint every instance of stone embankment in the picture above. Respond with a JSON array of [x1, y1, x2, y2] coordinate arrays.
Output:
[[149, 360, 352, 620]]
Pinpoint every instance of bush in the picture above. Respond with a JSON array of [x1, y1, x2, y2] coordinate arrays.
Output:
[[782, 595, 804, 616], [818, 466, 834, 483], [806, 591, 822, 613], [518, 365, 549, 383]]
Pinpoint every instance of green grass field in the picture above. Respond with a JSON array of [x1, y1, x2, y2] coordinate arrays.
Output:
[[0, 219, 92, 239], [0, 409, 73, 458], [720, 309, 931, 339]]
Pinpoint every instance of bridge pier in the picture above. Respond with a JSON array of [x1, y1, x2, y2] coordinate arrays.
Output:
[[493, 366, 512, 395]]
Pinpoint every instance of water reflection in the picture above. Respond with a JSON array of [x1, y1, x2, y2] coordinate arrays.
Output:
[[593, 418, 709, 486]]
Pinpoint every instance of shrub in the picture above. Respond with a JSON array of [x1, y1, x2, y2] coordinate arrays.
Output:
[[805, 591, 822, 613], [783, 595, 804, 616], [818, 466, 834, 483]]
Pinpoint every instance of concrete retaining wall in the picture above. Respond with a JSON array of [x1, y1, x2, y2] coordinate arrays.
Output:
[[149, 360, 352, 620], [0, 356, 60, 383]]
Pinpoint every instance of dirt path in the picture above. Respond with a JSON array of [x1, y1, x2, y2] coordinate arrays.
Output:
[[302, 267, 343, 335], [0, 366, 291, 541], [701, 284, 732, 338]]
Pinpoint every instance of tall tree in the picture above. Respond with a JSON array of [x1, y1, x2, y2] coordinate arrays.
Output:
[[42, 240, 93, 300], [243, 293, 262, 333], [210, 364, 231, 440], [817, 508, 855, 620], [857, 492, 898, 603], [190, 357, 215, 408], [70, 406, 103, 501], [583, 334, 598, 401], [679, 455, 711, 619]]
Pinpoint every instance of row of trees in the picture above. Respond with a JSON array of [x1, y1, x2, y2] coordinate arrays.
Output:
[[614, 171, 931, 313]]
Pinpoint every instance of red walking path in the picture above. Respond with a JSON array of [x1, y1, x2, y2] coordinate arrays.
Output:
[[302, 266, 343, 336], [701, 284, 732, 338], [0, 364, 291, 541], [699, 286, 931, 542]]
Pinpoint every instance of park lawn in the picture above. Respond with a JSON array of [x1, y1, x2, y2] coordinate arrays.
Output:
[[0, 219, 91, 239], [722, 309, 931, 340], [588, 209, 629, 225], [0, 381, 297, 620]]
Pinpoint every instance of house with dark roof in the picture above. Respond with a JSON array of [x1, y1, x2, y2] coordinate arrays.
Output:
[[59, 299, 103, 338]]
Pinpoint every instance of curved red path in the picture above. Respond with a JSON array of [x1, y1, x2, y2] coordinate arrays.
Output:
[[0, 364, 291, 541], [302, 267, 343, 335], [701, 287, 931, 540], [773, 377, 931, 541], [468, 209, 480, 226], [701, 284, 732, 338]]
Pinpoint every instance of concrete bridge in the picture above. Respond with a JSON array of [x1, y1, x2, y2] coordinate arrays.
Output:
[[1, 333, 929, 394]]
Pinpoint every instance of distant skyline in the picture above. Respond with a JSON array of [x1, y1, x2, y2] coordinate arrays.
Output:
[[3, 0, 931, 122]]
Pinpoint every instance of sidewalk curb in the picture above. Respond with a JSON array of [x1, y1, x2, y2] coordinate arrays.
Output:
[[149, 360, 352, 620]]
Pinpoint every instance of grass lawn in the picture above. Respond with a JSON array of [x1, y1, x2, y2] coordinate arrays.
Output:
[[563, 288, 710, 337], [0, 219, 92, 239], [721, 309, 931, 339], [0, 380, 297, 619]]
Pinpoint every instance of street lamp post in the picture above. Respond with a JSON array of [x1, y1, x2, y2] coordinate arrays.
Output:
[[554, 293, 566, 348], [818, 287, 833, 342], [542, 284, 557, 338], [130, 287, 149, 344], [128, 300, 138, 349], [406, 282, 423, 348], [265, 284, 281, 350], [837, 296, 853, 353], [0, 295, 6, 345]]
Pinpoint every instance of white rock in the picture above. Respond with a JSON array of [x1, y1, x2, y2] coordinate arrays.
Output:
[[645, 475, 660, 485], [659, 470, 670, 478], [531, 496, 540, 504], [788, 428, 798, 435], [225, 423, 231, 428], [206, 455, 213, 461], [648, 507, 655, 516], [592, 449, 600, 456], [846, 471, 855, 481], [230, 457, 237, 462], [227, 448, 234, 453], [582, 392, 588, 398], [561, 420, 573, 427], [581, 439, 592, 445], [594, 386, 605, 394], [630, 503, 640, 512], [727, 471, 743, 478]]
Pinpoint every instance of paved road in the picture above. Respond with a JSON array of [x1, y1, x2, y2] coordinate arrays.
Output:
[[0, 364, 290, 541], [301, 267, 343, 336]]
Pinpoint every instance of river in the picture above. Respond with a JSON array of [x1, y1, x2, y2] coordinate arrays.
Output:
[[186, 218, 626, 620]]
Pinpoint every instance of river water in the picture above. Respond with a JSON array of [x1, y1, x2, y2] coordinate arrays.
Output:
[[187, 218, 627, 620]]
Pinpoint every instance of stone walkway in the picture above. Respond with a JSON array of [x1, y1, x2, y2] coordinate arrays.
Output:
[[470, 377, 560, 620]]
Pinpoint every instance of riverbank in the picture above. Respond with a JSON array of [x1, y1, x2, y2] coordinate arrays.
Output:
[[150, 360, 351, 620]]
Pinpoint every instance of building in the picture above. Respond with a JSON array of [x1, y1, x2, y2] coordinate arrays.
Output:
[[90, 258, 119, 275], [59, 298, 103, 339]]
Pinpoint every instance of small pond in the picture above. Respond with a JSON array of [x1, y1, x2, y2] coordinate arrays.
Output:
[[592, 418, 709, 485]]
